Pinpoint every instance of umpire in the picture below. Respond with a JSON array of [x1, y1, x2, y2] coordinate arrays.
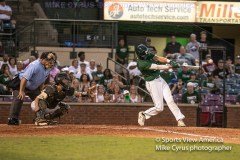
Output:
[[7, 52, 56, 125]]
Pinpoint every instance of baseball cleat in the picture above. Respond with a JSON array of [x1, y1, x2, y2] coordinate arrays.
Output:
[[35, 119, 58, 126], [47, 120, 58, 125], [35, 118, 48, 126], [7, 118, 20, 125], [35, 121, 48, 126], [177, 119, 186, 127], [138, 111, 146, 126]]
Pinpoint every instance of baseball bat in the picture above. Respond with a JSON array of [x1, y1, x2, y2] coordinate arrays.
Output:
[[180, 65, 200, 70]]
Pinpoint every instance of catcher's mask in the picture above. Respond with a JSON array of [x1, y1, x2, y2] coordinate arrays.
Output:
[[135, 44, 154, 60], [54, 73, 74, 96]]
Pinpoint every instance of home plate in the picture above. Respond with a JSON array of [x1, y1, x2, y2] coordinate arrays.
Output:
[[35, 125, 58, 129]]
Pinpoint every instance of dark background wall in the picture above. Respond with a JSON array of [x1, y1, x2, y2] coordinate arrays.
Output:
[[0, 103, 196, 126], [1, 103, 239, 128]]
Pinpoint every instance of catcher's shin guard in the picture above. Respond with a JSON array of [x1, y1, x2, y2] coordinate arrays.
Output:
[[35, 109, 48, 126], [44, 102, 70, 120]]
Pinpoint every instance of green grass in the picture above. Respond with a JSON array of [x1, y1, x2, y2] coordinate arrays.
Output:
[[0, 136, 239, 160]]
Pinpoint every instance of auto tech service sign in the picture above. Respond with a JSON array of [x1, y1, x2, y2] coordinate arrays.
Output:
[[104, 0, 196, 23]]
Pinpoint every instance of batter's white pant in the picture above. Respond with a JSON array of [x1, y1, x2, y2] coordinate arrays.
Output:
[[144, 77, 185, 121]]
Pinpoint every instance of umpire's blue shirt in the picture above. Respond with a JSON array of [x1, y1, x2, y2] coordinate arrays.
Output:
[[19, 59, 51, 90]]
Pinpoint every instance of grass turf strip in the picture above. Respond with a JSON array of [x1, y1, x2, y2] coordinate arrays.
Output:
[[0, 136, 239, 160]]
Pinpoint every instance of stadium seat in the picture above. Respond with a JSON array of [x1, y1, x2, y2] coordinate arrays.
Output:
[[200, 112, 211, 126], [201, 100, 215, 106], [226, 78, 235, 85], [225, 85, 232, 90], [173, 94, 182, 103], [64, 41, 74, 47], [226, 95, 236, 104], [231, 73, 240, 79], [233, 84, 240, 90], [200, 106, 211, 112], [227, 89, 239, 95], [212, 111, 223, 127], [205, 94, 222, 101], [199, 89, 208, 94], [215, 100, 224, 106], [3, 22, 12, 30], [236, 79, 240, 84], [76, 41, 87, 47], [212, 105, 223, 112]]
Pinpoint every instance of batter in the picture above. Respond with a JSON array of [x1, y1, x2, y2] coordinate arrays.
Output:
[[136, 44, 186, 127]]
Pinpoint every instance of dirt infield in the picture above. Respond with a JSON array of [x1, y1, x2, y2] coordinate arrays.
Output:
[[0, 124, 240, 144]]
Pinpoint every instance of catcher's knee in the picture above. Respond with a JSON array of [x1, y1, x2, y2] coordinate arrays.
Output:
[[31, 99, 48, 112], [44, 103, 70, 120], [31, 102, 36, 111]]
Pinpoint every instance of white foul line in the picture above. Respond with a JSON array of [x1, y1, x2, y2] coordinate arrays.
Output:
[[34, 125, 222, 139], [141, 127, 221, 139], [96, 126, 222, 139]]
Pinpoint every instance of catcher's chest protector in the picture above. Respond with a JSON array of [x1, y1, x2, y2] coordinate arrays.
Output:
[[44, 85, 67, 108]]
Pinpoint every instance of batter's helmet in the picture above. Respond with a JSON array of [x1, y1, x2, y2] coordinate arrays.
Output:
[[135, 44, 154, 60]]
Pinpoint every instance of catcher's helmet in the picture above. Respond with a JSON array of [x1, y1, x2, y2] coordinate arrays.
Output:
[[54, 72, 70, 85], [54, 73, 74, 96], [135, 44, 153, 60]]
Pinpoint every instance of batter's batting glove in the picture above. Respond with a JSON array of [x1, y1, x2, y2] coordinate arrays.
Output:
[[169, 60, 180, 68]]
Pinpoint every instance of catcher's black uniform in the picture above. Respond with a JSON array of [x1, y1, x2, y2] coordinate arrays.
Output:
[[42, 85, 67, 109], [34, 72, 74, 125]]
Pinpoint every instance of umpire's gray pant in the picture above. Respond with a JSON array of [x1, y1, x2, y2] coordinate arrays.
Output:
[[9, 88, 40, 119]]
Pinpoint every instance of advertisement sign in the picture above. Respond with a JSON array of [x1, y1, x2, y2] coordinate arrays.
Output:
[[104, 0, 240, 24], [197, 1, 240, 24], [104, 0, 196, 23]]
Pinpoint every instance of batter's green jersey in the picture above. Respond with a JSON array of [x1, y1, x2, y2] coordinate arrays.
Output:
[[160, 71, 176, 84], [137, 59, 161, 81]]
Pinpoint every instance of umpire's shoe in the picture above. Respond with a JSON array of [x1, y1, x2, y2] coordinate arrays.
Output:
[[8, 118, 20, 125]]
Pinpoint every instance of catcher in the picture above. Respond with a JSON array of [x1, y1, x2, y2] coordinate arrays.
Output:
[[136, 44, 186, 127], [31, 72, 74, 126]]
